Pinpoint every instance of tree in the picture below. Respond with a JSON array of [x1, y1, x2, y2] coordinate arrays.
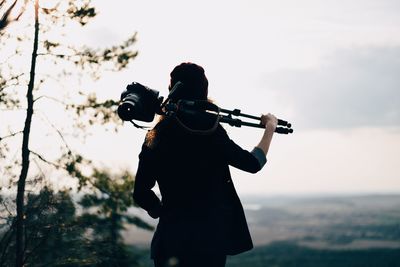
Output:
[[79, 169, 153, 267], [1, 171, 152, 267], [0, 0, 27, 31], [0, 1, 139, 266], [1, 184, 99, 266], [0, 186, 87, 267]]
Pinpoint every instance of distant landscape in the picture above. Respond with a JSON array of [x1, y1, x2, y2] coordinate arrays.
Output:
[[127, 194, 400, 267]]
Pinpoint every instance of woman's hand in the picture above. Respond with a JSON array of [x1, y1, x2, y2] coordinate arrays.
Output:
[[260, 113, 278, 132], [256, 113, 277, 156]]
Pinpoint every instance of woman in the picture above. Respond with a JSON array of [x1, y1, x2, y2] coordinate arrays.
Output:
[[133, 62, 277, 267]]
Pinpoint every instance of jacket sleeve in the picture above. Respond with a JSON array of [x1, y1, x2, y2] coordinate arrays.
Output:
[[132, 143, 162, 218], [217, 125, 267, 173]]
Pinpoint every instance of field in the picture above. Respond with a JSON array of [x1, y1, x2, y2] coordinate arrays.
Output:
[[127, 194, 400, 267]]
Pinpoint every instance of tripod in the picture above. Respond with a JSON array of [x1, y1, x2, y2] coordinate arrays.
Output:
[[218, 108, 293, 134], [170, 100, 294, 134]]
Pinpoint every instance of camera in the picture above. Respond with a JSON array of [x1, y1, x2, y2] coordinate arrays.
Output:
[[117, 81, 293, 134], [117, 82, 162, 122]]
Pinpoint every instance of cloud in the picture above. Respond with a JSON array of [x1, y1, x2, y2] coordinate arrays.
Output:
[[263, 46, 400, 129]]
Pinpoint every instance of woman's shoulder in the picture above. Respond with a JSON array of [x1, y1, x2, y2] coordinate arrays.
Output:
[[214, 123, 230, 139], [144, 117, 175, 149]]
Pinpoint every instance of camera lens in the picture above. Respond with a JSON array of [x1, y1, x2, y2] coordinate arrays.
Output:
[[118, 94, 142, 121], [118, 82, 161, 122]]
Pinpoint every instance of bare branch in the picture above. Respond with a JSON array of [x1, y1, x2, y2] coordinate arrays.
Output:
[[36, 111, 73, 154], [36, 52, 75, 58], [0, 0, 18, 31], [33, 95, 68, 105], [14, 0, 27, 21], [30, 150, 60, 169], [0, 130, 23, 142], [34, 72, 63, 84], [0, 73, 26, 88], [32, 158, 45, 178], [0, 81, 24, 91], [2, 201, 14, 217], [0, 0, 27, 31]]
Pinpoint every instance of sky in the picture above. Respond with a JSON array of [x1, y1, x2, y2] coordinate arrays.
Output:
[[2, 0, 400, 195]]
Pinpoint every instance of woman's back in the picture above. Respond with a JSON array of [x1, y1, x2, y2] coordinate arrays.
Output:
[[147, 117, 230, 215], [134, 117, 258, 258], [132, 62, 277, 266]]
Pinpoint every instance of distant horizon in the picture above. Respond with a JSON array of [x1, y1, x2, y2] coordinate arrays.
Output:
[[240, 191, 400, 199], [1, 189, 400, 199]]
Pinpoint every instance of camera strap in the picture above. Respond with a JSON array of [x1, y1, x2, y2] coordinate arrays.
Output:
[[172, 100, 221, 135], [174, 113, 220, 135], [129, 120, 150, 129]]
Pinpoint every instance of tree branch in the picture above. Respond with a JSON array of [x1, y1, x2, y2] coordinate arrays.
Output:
[[0, 73, 26, 89], [36, 52, 76, 59], [2, 201, 14, 218], [0, 0, 18, 31], [0, 82, 24, 91], [29, 150, 60, 169], [0, 0, 27, 32], [36, 111, 73, 154], [0, 130, 23, 142], [33, 95, 68, 105], [32, 158, 45, 179]]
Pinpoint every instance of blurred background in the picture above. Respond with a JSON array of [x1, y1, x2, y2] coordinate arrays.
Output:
[[1, 0, 399, 266]]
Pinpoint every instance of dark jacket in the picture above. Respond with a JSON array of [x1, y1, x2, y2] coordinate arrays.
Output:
[[133, 117, 264, 259]]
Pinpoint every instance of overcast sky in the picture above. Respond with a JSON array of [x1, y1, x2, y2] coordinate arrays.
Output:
[[80, 0, 400, 195], [3, 0, 400, 195]]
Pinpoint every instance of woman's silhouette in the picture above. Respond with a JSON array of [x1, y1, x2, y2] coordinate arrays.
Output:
[[133, 62, 277, 267]]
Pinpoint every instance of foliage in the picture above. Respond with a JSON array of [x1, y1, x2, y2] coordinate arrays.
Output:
[[0, 0, 143, 266], [0, 0, 138, 179], [78, 169, 153, 267], [0, 171, 152, 267], [0, 186, 88, 266]]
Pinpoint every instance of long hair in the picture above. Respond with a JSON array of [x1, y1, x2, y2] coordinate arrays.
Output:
[[146, 62, 209, 147]]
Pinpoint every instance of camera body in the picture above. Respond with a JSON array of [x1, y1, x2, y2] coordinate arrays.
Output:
[[117, 82, 162, 122]]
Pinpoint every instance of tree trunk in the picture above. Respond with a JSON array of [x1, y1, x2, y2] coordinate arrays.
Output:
[[15, 0, 39, 266]]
